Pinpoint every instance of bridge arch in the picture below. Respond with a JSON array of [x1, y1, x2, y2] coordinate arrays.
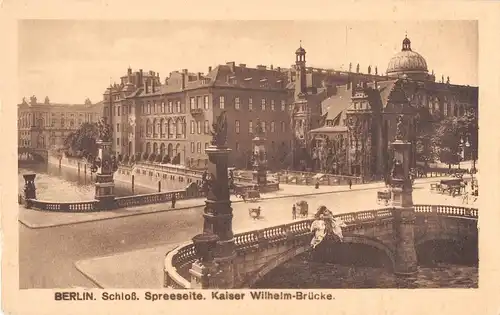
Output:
[[243, 234, 396, 288]]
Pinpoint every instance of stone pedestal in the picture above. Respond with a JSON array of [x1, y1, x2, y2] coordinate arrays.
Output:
[[198, 145, 236, 288], [94, 140, 116, 209], [389, 139, 417, 276], [252, 135, 267, 187], [22, 173, 37, 208]]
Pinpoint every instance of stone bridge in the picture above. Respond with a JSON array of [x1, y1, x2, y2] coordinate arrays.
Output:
[[18, 147, 48, 162], [164, 204, 478, 289]]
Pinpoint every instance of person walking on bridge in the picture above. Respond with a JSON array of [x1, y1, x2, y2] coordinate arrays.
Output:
[[292, 204, 297, 220]]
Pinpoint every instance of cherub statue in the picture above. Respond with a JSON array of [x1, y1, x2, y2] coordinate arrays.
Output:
[[395, 115, 404, 140]]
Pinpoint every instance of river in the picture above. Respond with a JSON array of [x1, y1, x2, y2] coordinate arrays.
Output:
[[18, 163, 154, 201]]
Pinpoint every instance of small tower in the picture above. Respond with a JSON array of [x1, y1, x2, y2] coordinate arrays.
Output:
[[294, 41, 307, 98]]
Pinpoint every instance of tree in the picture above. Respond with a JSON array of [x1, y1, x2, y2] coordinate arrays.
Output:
[[162, 155, 171, 164], [457, 109, 478, 169], [415, 108, 439, 165], [64, 122, 98, 158], [433, 116, 462, 167]]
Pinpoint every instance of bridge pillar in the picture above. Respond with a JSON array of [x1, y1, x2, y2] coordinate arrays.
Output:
[[190, 112, 236, 288], [22, 173, 37, 208], [94, 138, 118, 210], [252, 120, 267, 187], [389, 119, 417, 276]]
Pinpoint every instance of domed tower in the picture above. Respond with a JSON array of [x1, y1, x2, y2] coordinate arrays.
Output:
[[295, 43, 307, 97], [386, 35, 430, 81]]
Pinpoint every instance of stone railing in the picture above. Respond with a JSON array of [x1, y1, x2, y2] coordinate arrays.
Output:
[[28, 199, 98, 212], [414, 204, 478, 218], [164, 205, 478, 289], [276, 171, 362, 186], [115, 190, 185, 208]]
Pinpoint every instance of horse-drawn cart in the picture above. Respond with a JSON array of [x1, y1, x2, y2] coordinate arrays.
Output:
[[377, 190, 391, 205], [243, 189, 260, 202], [249, 207, 261, 219]]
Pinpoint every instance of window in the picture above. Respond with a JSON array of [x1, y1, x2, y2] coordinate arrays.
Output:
[[281, 121, 286, 132], [197, 121, 202, 134], [117, 106, 121, 116], [204, 143, 209, 152], [271, 121, 275, 132], [281, 100, 286, 111], [204, 96, 209, 110], [219, 96, 225, 109], [261, 99, 266, 111], [197, 96, 203, 109], [142, 104, 145, 114], [161, 102, 165, 113], [235, 120, 240, 133], [176, 101, 181, 113], [61, 118, 65, 127], [190, 97, 196, 110], [261, 121, 266, 131], [197, 142, 202, 153], [249, 98, 253, 111], [147, 103, 151, 114], [235, 142, 240, 151], [235, 97, 240, 110], [288, 104, 293, 112], [190, 121, 195, 134], [204, 120, 210, 134], [113, 106, 116, 116], [271, 100, 275, 111], [191, 142, 195, 153], [117, 123, 120, 132], [168, 101, 173, 113], [117, 138, 120, 146], [249, 120, 253, 133]]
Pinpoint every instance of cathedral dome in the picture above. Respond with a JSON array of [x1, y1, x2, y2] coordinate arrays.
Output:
[[386, 36, 428, 77]]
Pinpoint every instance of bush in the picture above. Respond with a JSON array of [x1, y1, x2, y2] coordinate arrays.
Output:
[[142, 152, 149, 161], [163, 155, 171, 164], [148, 153, 156, 162], [155, 154, 163, 163]]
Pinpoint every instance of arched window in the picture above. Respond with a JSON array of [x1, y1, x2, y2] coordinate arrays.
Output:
[[169, 119, 174, 137], [159, 118, 164, 137], [176, 119, 182, 136]]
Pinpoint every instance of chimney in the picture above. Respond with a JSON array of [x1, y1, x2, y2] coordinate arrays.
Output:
[[226, 62, 235, 72], [181, 73, 186, 90], [152, 78, 156, 93], [127, 67, 132, 75], [144, 80, 149, 94], [277, 67, 281, 72], [139, 69, 143, 87], [197, 72, 202, 80], [270, 64, 274, 70], [182, 69, 188, 74], [208, 66, 212, 72]]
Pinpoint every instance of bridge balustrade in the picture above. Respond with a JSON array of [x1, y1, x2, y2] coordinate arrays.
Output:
[[29, 200, 98, 212], [114, 190, 188, 208], [164, 205, 478, 289]]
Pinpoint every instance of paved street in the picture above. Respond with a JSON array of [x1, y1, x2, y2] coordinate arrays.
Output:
[[19, 178, 476, 289]]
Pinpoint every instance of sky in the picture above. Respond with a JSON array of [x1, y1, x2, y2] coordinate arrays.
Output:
[[18, 20, 478, 104]]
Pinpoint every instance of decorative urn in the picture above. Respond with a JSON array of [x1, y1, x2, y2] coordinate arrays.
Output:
[[192, 232, 220, 263]]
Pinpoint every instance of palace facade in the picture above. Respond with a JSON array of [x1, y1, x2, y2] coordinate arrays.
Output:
[[17, 96, 103, 150], [102, 35, 477, 174]]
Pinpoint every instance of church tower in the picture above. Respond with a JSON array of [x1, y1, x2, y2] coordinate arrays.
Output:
[[290, 43, 321, 170]]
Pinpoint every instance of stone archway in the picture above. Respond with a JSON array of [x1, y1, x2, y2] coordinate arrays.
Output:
[[167, 143, 173, 157], [160, 143, 166, 157], [175, 143, 182, 163], [153, 142, 158, 154], [146, 142, 151, 154]]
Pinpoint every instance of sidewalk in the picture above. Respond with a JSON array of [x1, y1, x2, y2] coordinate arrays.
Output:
[[19, 177, 445, 229]]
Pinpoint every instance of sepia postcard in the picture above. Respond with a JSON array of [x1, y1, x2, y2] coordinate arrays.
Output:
[[2, 1, 500, 315]]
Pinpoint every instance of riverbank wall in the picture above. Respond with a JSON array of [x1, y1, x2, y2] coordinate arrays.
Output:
[[46, 155, 201, 192]]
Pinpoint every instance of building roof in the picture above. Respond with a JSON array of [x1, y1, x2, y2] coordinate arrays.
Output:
[[310, 126, 348, 133], [321, 85, 353, 121]]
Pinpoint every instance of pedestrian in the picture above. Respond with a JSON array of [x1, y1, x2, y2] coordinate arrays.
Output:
[[171, 193, 176, 209], [348, 179, 352, 189], [292, 203, 297, 220]]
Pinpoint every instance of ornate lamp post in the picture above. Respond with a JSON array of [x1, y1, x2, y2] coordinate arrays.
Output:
[[89, 118, 118, 210], [252, 119, 267, 187], [190, 111, 236, 289], [389, 114, 417, 276]]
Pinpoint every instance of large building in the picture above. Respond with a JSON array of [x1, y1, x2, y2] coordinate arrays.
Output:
[[308, 36, 478, 179], [103, 35, 477, 174], [17, 96, 103, 150]]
